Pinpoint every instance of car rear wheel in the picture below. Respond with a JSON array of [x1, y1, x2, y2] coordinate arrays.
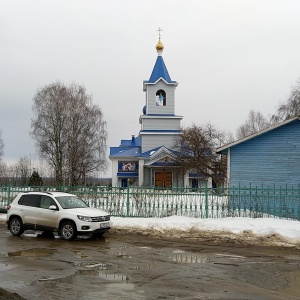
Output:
[[60, 221, 77, 240], [9, 217, 24, 236]]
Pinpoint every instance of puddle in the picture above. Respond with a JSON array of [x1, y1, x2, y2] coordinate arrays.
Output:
[[110, 252, 129, 258], [98, 273, 128, 282], [215, 253, 247, 260], [84, 272, 143, 299], [139, 246, 152, 250], [0, 280, 27, 290], [70, 249, 89, 258], [84, 262, 111, 270], [170, 253, 210, 264], [7, 248, 55, 257], [0, 263, 15, 271], [84, 282, 144, 300], [172, 250, 186, 254], [74, 261, 112, 269], [284, 255, 300, 261], [22, 233, 38, 238], [146, 263, 160, 269], [282, 271, 300, 297]]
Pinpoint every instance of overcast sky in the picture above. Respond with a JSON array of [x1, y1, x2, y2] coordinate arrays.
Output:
[[2, 0, 300, 174]]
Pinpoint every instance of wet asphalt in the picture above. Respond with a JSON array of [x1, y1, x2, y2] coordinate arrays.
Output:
[[0, 223, 300, 299]]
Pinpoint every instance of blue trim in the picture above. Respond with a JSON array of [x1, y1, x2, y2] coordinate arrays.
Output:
[[189, 173, 206, 178], [151, 162, 177, 166], [117, 172, 139, 177], [143, 114, 175, 116]]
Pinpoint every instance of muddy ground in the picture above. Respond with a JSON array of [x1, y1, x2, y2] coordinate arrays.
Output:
[[0, 222, 300, 300]]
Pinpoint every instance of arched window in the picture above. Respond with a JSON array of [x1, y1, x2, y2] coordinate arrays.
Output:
[[156, 90, 166, 106]]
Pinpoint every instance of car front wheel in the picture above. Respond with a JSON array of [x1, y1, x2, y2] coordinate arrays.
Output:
[[60, 221, 77, 240], [9, 217, 24, 236]]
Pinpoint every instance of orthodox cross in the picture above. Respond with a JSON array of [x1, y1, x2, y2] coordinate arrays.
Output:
[[157, 27, 163, 39]]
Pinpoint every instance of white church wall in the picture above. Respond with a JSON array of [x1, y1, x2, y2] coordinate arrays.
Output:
[[111, 160, 119, 187], [141, 117, 181, 130], [146, 81, 175, 115], [141, 134, 178, 152]]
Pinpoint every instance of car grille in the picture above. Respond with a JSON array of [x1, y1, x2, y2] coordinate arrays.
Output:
[[91, 216, 110, 222]]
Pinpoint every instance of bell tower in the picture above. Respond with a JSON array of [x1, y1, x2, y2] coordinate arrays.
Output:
[[139, 29, 182, 153]]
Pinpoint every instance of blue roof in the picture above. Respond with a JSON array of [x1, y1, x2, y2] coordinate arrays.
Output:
[[216, 116, 300, 154], [110, 144, 181, 161], [140, 146, 163, 157], [120, 136, 141, 147], [144, 56, 176, 84], [110, 146, 141, 157], [140, 145, 180, 157]]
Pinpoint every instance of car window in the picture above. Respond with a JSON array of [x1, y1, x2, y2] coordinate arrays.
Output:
[[18, 194, 41, 207], [55, 196, 88, 209], [40, 196, 57, 209]]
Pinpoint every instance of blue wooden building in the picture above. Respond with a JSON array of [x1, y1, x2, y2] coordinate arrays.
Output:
[[217, 116, 300, 187]]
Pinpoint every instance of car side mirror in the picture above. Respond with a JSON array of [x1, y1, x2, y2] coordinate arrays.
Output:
[[49, 205, 58, 211]]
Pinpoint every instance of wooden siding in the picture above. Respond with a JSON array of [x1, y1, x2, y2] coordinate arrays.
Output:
[[230, 120, 300, 187], [141, 134, 178, 152], [146, 81, 175, 115], [142, 118, 181, 130]]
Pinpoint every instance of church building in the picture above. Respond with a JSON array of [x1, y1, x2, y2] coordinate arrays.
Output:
[[109, 32, 208, 188]]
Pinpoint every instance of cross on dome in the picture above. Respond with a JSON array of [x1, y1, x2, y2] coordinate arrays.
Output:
[[157, 27, 163, 39], [156, 27, 164, 53]]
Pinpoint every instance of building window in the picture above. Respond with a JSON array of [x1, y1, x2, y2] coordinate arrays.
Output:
[[156, 90, 166, 106]]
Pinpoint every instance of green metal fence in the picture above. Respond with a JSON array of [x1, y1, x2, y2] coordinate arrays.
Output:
[[0, 185, 299, 220]]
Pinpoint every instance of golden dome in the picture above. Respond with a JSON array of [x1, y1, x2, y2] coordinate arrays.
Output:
[[156, 38, 164, 52]]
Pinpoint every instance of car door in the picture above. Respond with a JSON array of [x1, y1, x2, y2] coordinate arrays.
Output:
[[19, 194, 41, 228], [36, 196, 59, 230]]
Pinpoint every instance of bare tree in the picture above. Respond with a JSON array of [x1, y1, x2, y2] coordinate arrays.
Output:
[[15, 156, 32, 185], [236, 110, 270, 139], [0, 161, 8, 184], [0, 130, 4, 161], [65, 84, 107, 185], [173, 123, 227, 186], [271, 80, 300, 123], [31, 81, 107, 186]]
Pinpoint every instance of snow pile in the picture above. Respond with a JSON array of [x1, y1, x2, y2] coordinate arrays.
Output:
[[1, 213, 300, 246], [111, 215, 300, 239]]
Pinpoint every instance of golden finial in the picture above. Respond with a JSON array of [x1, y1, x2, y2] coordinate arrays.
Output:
[[156, 27, 164, 52]]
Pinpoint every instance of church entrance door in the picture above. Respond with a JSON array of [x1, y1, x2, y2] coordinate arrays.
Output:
[[155, 171, 172, 187]]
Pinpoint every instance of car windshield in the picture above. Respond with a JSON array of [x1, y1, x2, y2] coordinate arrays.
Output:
[[55, 196, 88, 209]]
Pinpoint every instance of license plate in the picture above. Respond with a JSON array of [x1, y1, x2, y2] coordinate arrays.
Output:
[[100, 222, 110, 228]]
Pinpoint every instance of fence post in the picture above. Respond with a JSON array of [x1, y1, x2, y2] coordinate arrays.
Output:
[[8, 184, 11, 205], [127, 179, 130, 217], [205, 180, 208, 218]]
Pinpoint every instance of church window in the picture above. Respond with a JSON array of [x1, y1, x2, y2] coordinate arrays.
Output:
[[156, 90, 166, 106]]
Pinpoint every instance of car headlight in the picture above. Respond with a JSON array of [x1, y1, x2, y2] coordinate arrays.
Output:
[[77, 215, 93, 222]]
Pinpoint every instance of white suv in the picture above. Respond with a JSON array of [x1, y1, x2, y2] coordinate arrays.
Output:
[[6, 191, 110, 240]]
